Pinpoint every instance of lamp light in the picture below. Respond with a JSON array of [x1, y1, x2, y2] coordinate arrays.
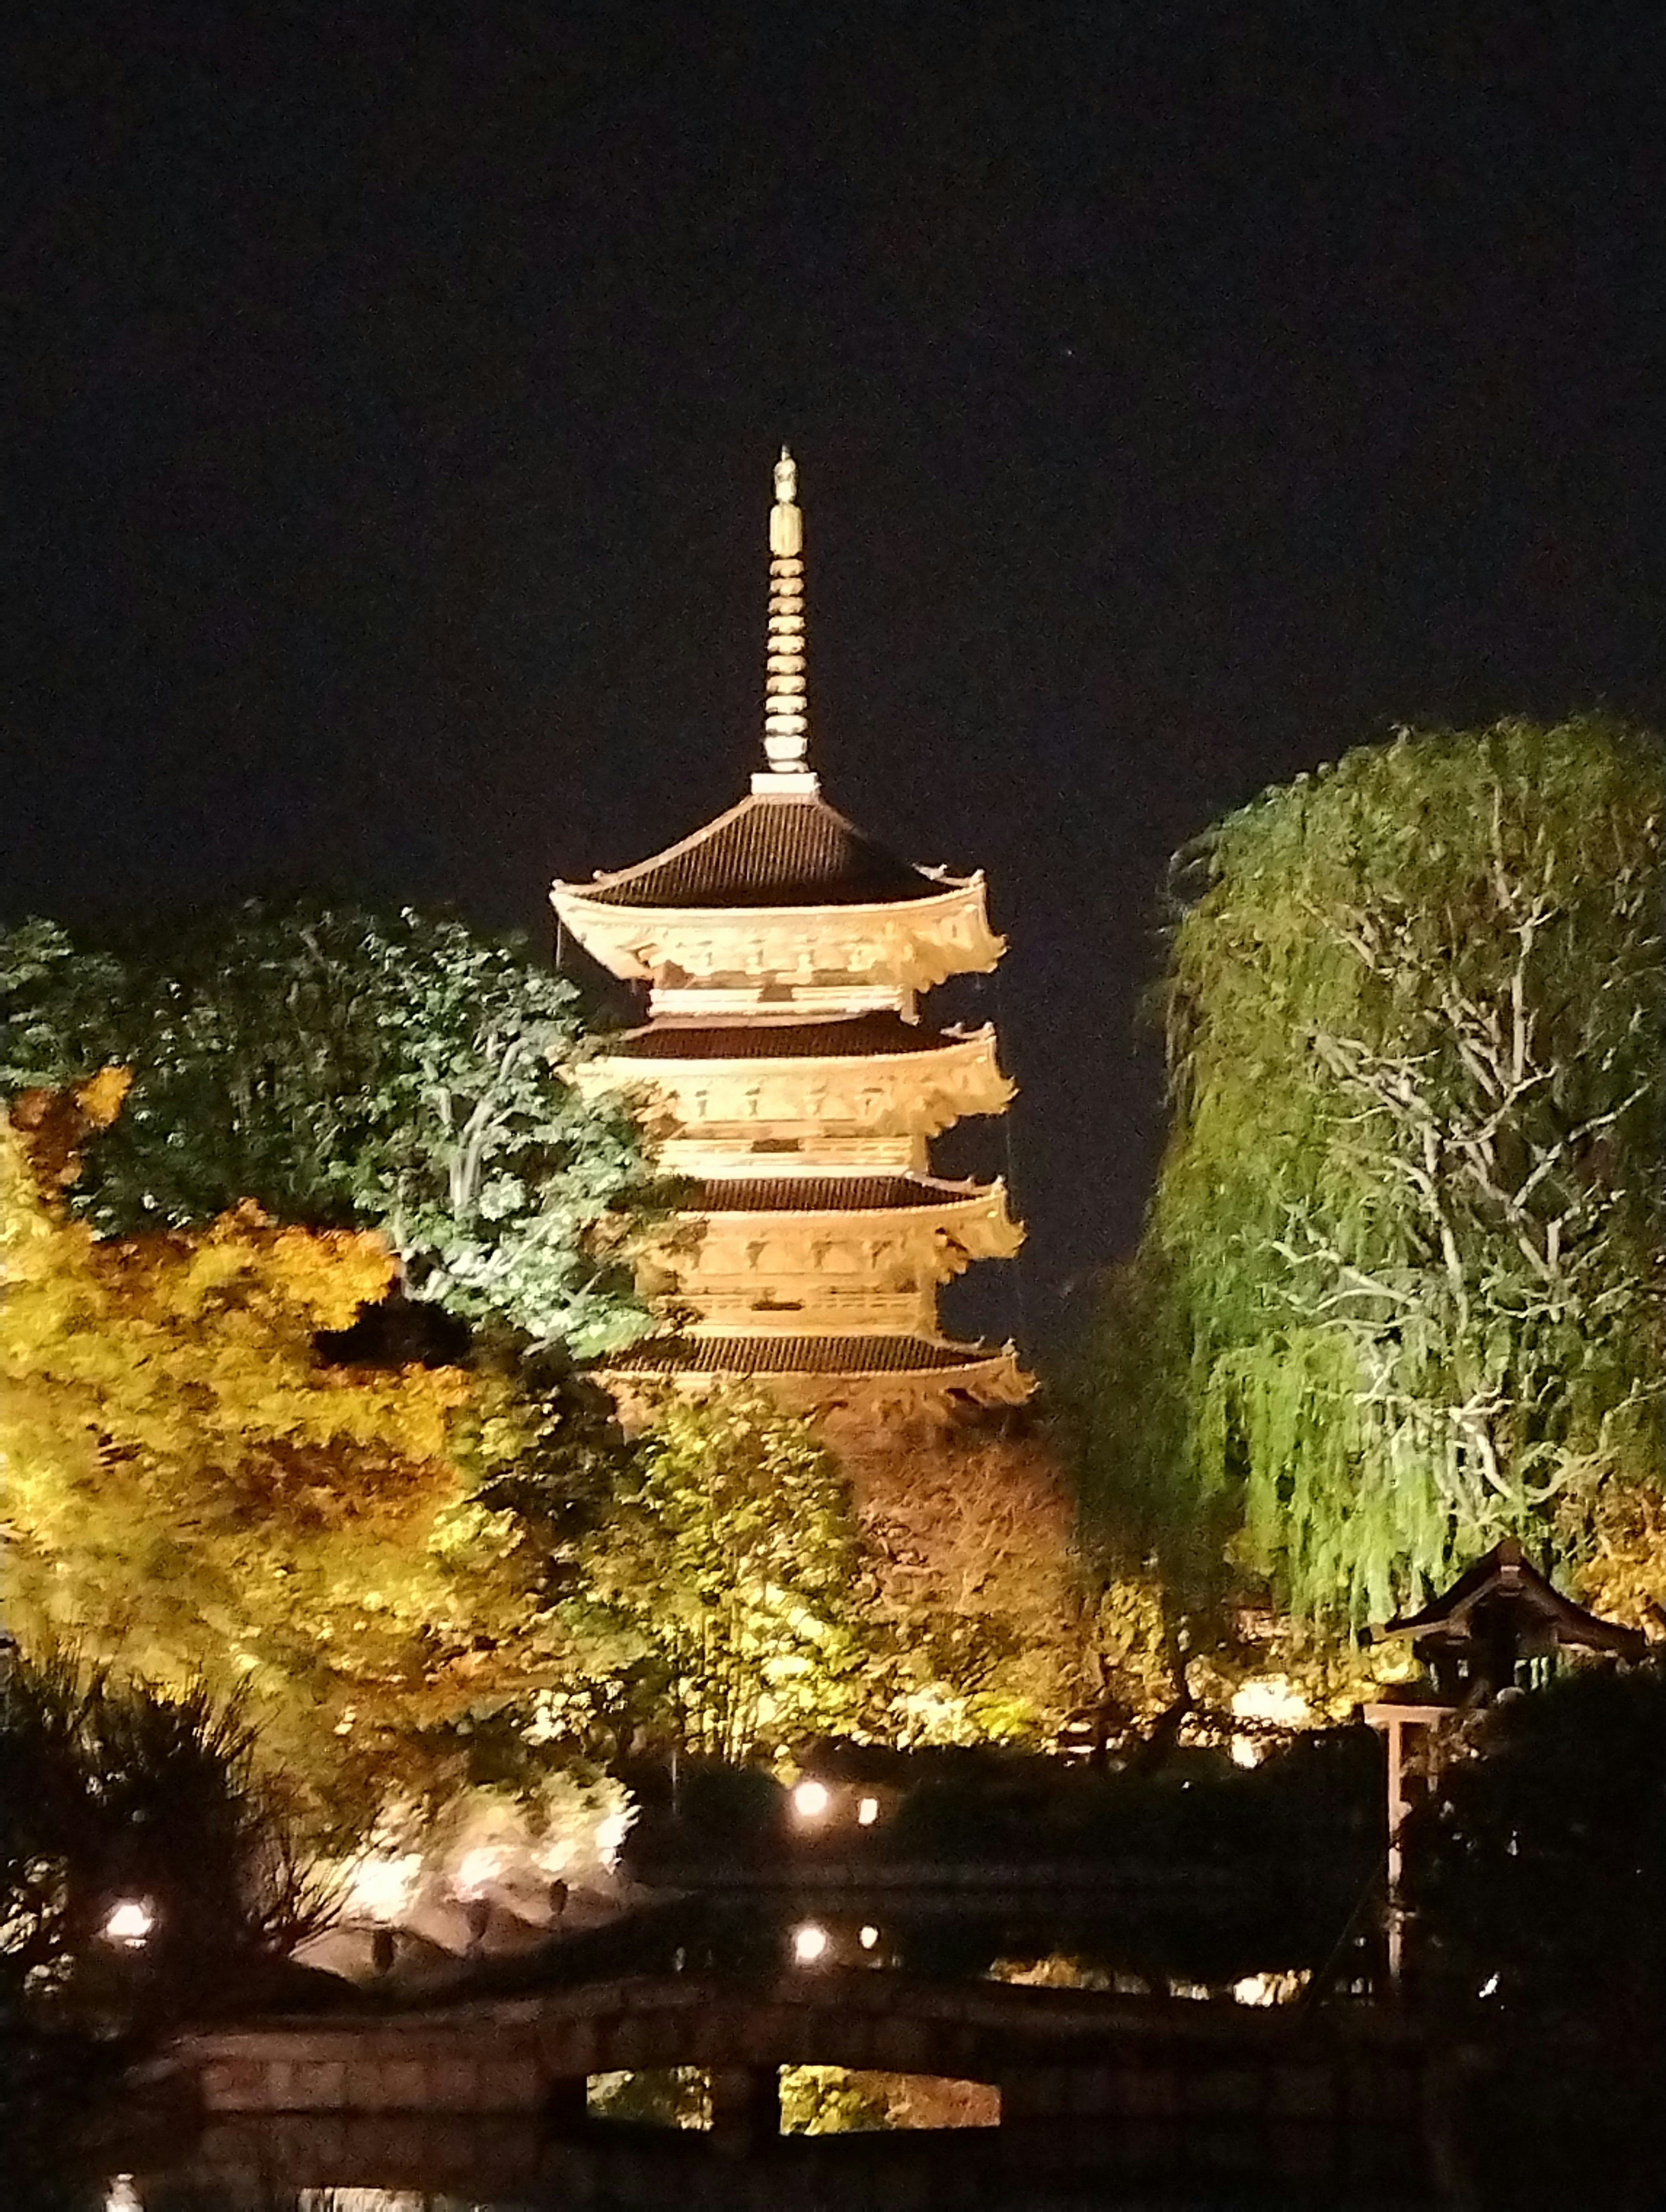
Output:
[[792, 1921, 829, 1963], [790, 1778, 830, 1822], [103, 1899, 155, 1948]]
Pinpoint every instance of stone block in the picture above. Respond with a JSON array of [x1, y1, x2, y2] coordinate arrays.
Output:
[[494, 2057, 543, 2108], [292, 2059, 346, 2111], [432, 2059, 478, 2107], [384, 2058, 430, 2107]]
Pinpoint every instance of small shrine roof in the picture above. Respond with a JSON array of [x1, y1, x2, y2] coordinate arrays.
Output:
[[1381, 1538, 1646, 1658], [685, 1173, 993, 1213], [568, 792, 964, 910], [611, 1332, 1011, 1377], [606, 1012, 975, 1060]]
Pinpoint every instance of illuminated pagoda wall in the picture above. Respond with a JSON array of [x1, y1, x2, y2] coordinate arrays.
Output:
[[552, 452, 1030, 1424]]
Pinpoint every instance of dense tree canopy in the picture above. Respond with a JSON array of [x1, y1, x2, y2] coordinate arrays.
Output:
[[0, 1093, 643, 1816], [0, 902, 661, 1354], [1074, 718, 1666, 1629], [1, 1087, 1052, 1808]]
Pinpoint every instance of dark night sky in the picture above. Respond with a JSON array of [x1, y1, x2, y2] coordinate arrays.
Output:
[[5, 4, 1665, 1348]]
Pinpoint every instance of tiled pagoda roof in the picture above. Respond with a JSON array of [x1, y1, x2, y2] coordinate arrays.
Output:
[[605, 1012, 971, 1060], [572, 792, 963, 910], [685, 1173, 992, 1213], [612, 1332, 1011, 1378]]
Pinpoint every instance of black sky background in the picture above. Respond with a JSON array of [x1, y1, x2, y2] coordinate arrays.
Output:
[[4, 3, 1665, 1349]]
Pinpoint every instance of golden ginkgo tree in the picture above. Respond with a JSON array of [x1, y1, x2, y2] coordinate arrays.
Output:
[[0, 1091, 607, 1818]]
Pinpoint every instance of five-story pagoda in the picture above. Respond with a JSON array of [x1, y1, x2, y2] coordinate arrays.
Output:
[[552, 452, 1030, 1423]]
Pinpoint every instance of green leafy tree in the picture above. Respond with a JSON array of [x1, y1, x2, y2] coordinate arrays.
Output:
[[574, 1390, 890, 1760], [0, 901, 661, 1354], [1085, 717, 1666, 1628], [0, 919, 124, 1094]]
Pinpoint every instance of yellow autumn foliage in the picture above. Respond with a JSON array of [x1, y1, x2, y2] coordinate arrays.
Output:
[[0, 1111, 566, 1818]]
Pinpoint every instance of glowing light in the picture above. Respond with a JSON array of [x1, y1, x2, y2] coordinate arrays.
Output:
[[103, 1899, 155, 1947], [1231, 1970, 1310, 2007], [297, 2194, 433, 2210], [1229, 1675, 1311, 1728], [453, 1846, 506, 1901], [791, 1779, 830, 1821], [792, 1921, 829, 1964], [594, 1806, 633, 1868], [856, 1794, 879, 1826], [859, 1924, 879, 1950], [342, 1852, 421, 1925], [1229, 1676, 1311, 1771], [105, 2179, 142, 2212], [1479, 1973, 1499, 1998]]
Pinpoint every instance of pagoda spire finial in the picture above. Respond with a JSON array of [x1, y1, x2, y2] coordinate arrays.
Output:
[[754, 445, 818, 795]]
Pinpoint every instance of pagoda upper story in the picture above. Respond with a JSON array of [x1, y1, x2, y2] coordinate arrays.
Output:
[[554, 789, 1004, 1018], [552, 452, 1029, 1423]]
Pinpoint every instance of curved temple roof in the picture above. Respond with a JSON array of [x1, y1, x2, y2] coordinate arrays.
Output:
[[570, 790, 968, 911]]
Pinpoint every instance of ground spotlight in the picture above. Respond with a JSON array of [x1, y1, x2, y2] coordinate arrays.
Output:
[[791, 1778, 830, 1822], [103, 1899, 156, 1948]]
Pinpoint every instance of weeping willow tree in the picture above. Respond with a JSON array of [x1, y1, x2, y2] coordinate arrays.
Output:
[[1097, 717, 1666, 1630]]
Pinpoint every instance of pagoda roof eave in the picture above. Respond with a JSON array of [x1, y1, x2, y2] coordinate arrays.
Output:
[[551, 872, 993, 929], [600, 1329, 1032, 1397], [594, 1014, 1000, 1067], [551, 868, 1005, 989], [676, 1171, 1014, 1221], [552, 789, 973, 911]]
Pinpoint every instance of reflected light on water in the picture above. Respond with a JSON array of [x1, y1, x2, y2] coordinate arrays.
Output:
[[296, 2193, 435, 2210], [1232, 1970, 1312, 2006]]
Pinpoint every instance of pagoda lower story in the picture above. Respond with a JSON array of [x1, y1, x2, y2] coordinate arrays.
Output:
[[551, 452, 1030, 1425]]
